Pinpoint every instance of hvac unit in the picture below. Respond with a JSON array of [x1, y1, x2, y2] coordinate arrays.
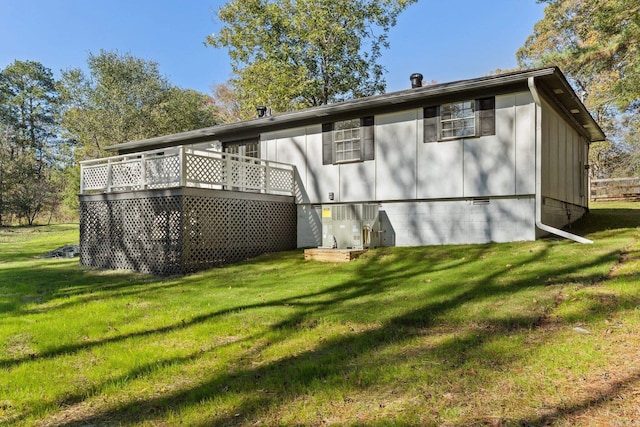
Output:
[[321, 203, 380, 249]]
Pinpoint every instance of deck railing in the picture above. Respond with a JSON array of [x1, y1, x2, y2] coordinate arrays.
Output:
[[80, 146, 296, 196]]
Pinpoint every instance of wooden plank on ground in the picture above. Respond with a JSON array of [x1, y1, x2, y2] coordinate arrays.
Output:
[[304, 248, 367, 262]]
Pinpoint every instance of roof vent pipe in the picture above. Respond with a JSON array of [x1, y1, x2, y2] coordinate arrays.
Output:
[[410, 73, 423, 88], [257, 106, 267, 118]]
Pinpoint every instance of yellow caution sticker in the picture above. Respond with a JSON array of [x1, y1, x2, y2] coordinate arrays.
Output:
[[322, 208, 332, 218]]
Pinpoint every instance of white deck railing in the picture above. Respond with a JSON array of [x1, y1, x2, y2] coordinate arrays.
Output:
[[80, 146, 296, 196]]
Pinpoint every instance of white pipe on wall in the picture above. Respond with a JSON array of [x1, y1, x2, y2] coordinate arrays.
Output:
[[527, 77, 593, 244]]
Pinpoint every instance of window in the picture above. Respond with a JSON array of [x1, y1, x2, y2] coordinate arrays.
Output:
[[334, 119, 361, 162], [224, 139, 260, 158], [424, 97, 495, 143], [441, 100, 475, 139], [322, 116, 374, 165]]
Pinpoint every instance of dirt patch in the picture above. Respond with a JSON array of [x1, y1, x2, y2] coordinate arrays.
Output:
[[4, 333, 36, 359]]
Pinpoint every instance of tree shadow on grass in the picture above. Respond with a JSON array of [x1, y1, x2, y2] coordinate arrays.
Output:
[[0, 244, 494, 369], [41, 242, 639, 427], [573, 207, 640, 235], [0, 261, 173, 316], [518, 370, 640, 427]]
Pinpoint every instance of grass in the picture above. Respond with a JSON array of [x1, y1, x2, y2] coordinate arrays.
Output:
[[1, 203, 640, 426]]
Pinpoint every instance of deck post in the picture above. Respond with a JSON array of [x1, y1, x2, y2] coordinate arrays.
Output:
[[179, 146, 187, 187], [140, 153, 147, 190], [106, 159, 113, 193], [264, 161, 270, 194], [80, 166, 85, 194], [291, 165, 297, 195], [226, 154, 233, 189]]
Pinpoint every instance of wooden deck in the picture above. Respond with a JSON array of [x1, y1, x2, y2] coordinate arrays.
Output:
[[304, 248, 368, 263]]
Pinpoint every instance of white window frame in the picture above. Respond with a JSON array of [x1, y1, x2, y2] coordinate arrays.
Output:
[[440, 100, 476, 140], [333, 118, 362, 163], [225, 140, 260, 158]]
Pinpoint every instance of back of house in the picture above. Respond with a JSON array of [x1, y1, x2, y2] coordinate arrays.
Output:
[[81, 67, 605, 274]]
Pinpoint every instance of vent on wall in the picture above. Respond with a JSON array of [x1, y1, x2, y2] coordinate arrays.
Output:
[[472, 198, 491, 206]]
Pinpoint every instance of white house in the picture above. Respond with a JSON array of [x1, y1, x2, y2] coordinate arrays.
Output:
[[80, 67, 605, 274]]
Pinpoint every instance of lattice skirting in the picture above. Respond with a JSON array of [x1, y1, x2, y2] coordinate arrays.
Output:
[[80, 188, 296, 275]]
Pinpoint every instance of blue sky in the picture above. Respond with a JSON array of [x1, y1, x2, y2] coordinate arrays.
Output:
[[0, 1, 545, 94]]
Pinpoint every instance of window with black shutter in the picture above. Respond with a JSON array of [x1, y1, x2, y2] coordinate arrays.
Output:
[[322, 116, 374, 164], [423, 96, 495, 142]]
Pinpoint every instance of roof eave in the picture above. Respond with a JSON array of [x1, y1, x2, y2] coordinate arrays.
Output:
[[107, 67, 605, 153]]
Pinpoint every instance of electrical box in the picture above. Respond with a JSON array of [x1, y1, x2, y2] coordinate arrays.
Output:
[[321, 204, 380, 249]]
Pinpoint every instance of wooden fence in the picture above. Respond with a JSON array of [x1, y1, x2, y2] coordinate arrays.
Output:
[[590, 177, 640, 201]]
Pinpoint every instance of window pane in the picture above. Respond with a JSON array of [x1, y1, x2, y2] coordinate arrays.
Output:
[[440, 100, 475, 139], [333, 119, 362, 162]]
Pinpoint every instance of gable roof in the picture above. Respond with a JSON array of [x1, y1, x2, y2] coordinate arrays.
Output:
[[108, 67, 605, 154]]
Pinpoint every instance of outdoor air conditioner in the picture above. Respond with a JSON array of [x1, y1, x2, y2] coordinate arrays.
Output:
[[321, 203, 380, 249]]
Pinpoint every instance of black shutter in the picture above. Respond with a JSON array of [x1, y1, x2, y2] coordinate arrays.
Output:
[[322, 123, 334, 165], [423, 106, 439, 142], [477, 97, 495, 136], [361, 116, 375, 161]]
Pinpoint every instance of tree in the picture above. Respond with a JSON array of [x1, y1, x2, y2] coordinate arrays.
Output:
[[518, 0, 640, 178], [0, 60, 68, 225], [212, 81, 249, 123], [206, 0, 416, 113], [60, 50, 219, 160], [518, 0, 639, 108]]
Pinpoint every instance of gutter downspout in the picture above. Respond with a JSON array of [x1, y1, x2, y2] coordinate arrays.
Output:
[[528, 77, 593, 244]]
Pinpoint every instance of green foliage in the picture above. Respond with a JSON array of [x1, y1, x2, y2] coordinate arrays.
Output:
[[518, 0, 640, 178], [0, 60, 72, 225], [59, 50, 219, 159], [206, 0, 416, 114], [519, 0, 639, 110]]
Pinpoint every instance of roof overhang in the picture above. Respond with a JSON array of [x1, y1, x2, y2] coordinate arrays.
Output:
[[108, 67, 605, 154]]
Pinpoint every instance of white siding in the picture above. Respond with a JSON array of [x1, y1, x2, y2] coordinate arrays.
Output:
[[302, 127, 339, 204], [260, 92, 559, 248], [375, 110, 418, 201], [515, 92, 536, 195], [262, 93, 536, 205], [540, 98, 589, 208], [463, 94, 517, 197], [340, 161, 376, 202], [417, 138, 464, 199]]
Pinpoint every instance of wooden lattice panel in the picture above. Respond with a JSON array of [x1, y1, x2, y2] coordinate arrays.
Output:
[[269, 167, 294, 192], [110, 162, 142, 188], [181, 195, 296, 273], [186, 155, 224, 184], [229, 162, 265, 190], [146, 156, 180, 188], [82, 165, 108, 190], [80, 195, 184, 275], [80, 189, 296, 275]]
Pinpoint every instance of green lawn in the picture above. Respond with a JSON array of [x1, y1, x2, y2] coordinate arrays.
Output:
[[1, 203, 640, 426]]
